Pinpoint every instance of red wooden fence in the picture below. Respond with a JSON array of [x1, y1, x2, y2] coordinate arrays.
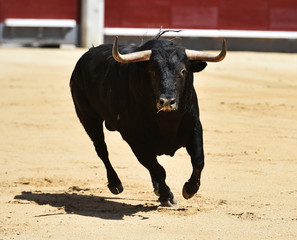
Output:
[[0, 0, 80, 22], [1, 0, 296, 31], [105, 0, 297, 31]]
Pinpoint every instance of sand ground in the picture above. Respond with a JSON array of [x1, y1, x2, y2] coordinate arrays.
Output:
[[0, 47, 296, 239]]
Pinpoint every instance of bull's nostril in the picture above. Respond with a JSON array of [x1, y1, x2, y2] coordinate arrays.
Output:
[[170, 99, 176, 105]]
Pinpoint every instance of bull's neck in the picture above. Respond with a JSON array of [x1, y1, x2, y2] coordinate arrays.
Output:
[[155, 111, 182, 140]]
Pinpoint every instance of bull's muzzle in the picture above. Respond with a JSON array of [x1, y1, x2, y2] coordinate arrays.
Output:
[[157, 98, 177, 113]]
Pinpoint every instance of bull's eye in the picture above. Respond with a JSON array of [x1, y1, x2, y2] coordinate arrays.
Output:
[[180, 68, 187, 77]]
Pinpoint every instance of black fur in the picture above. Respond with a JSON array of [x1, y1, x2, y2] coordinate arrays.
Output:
[[70, 32, 207, 205]]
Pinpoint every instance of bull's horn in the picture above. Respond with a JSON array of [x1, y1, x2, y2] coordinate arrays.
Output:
[[185, 39, 226, 62], [112, 37, 152, 63]]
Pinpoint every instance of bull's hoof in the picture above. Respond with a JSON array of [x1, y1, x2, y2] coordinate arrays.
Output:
[[182, 184, 194, 199], [159, 192, 177, 207], [108, 183, 123, 195], [160, 197, 178, 207], [182, 181, 200, 199]]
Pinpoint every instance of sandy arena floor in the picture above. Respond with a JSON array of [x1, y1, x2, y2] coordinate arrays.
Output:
[[0, 47, 296, 239]]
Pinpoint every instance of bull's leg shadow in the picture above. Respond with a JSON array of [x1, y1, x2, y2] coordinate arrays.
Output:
[[183, 121, 205, 199]]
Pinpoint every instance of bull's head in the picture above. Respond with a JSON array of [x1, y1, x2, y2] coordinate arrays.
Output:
[[112, 37, 226, 113]]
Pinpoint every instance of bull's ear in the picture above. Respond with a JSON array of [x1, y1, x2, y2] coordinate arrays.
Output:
[[190, 61, 207, 72]]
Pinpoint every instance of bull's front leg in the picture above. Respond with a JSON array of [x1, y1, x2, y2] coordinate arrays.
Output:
[[131, 148, 177, 207], [183, 120, 205, 199]]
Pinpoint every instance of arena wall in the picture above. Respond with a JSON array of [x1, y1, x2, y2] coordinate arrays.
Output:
[[0, 0, 296, 51]]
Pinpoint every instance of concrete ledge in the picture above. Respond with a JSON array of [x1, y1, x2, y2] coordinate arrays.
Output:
[[104, 35, 297, 53], [0, 21, 79, 46]]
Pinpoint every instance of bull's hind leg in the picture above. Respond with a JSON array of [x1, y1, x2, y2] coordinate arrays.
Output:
[[81, 119, 123, 194], [183, 121, 205, 199], [151, 175, 160, 196], [71, 87, 123, 194]]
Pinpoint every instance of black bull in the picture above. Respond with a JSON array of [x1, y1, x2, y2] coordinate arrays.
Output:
[[70, 32, 226, 206]]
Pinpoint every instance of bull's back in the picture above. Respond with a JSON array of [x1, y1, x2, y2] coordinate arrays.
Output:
[[70, 44, 135, 130], [70, 45, 118, 122]]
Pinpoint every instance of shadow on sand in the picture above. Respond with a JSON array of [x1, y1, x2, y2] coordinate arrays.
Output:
[[14, 191, 158, 220]]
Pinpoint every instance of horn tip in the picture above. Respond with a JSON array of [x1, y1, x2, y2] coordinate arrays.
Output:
[[113, 36, 119, 45], [220, 39, 227, 61], [222, 39, 227, 50], [112, 36, 120, 62]]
